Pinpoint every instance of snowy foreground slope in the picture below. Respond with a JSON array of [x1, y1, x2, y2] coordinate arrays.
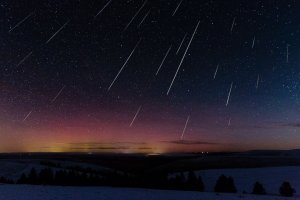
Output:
[[0, 185, 298, 200]]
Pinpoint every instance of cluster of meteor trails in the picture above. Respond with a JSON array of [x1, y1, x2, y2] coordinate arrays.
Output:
[[6, 0, 292, 142]]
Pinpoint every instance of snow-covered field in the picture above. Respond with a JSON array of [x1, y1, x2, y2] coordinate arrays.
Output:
[[1, 159, 300, 199], [0, 185, 298, 200]]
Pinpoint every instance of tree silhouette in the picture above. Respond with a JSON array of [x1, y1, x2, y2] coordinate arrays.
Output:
[[169, 173, 185, 189], [28, 168, 38, 184], [197, 175, 205, 191], [183, 171, 205, 191], [0, 176, 13, 184], [39, 168, 54, 185], [186, 171, 198, 190], [17, 173, 28, 184], [252, 181, 266, 195], [279, 181, 295, 197], [214, 175, 237, 193]]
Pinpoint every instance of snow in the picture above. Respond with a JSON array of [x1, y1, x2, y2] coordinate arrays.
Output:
[[0, 185, 298, 200], [1, 160, 300, 199]]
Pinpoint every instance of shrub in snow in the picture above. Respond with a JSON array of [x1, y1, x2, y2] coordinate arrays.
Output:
[[279, 181, 295, 197], [214, 175, 237, 193], [186, 171, 204, 191], [252, 181, 266, 195]]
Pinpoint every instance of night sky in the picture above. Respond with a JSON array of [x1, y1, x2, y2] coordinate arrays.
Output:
[[1, 0, 300, 153]]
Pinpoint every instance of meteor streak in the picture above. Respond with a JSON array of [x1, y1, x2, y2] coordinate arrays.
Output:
[[129, 106, 142, 127], [123, 0, 148, 32], [172, 0, 184, 16], [156, 45, 172, 75], [167, 20, 200, 95], [180, 115, 190, 140], [108, 39, 141, 91], [46, 20, 70, 44], [94, 0, 112, 19], [17, 51, 33, 67], [226, 82, 233, 106], [213, 64, 219, 80], [256, 74, 260, 89], [138, 9, 150, 27], [51, 86, 65, 103], [176, 33, 187, 55], [8, 11, 34, 33], [230, 17, 236, 33], [22, 111, 32, 122]]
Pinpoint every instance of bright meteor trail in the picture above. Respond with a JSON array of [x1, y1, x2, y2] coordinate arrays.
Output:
[[123, 0, 148, 32], [94, 0, 112, 19], [108, 39, 141, 91], [46, 20, 70, 44], [167, 20, 200, 95], [172, 0, 184, 16]]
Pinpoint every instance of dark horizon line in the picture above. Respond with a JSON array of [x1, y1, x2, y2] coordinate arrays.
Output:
[[0, 148, 299, 155]]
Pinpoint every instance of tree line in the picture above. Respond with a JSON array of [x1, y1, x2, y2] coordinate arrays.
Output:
[[0, 168, 296, 197]]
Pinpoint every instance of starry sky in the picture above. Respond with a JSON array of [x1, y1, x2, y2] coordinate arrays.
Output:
[[0, 0, 300, 153]]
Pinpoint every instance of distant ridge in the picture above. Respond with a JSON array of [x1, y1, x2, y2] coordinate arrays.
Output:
[[235, 149, 300, 156]]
